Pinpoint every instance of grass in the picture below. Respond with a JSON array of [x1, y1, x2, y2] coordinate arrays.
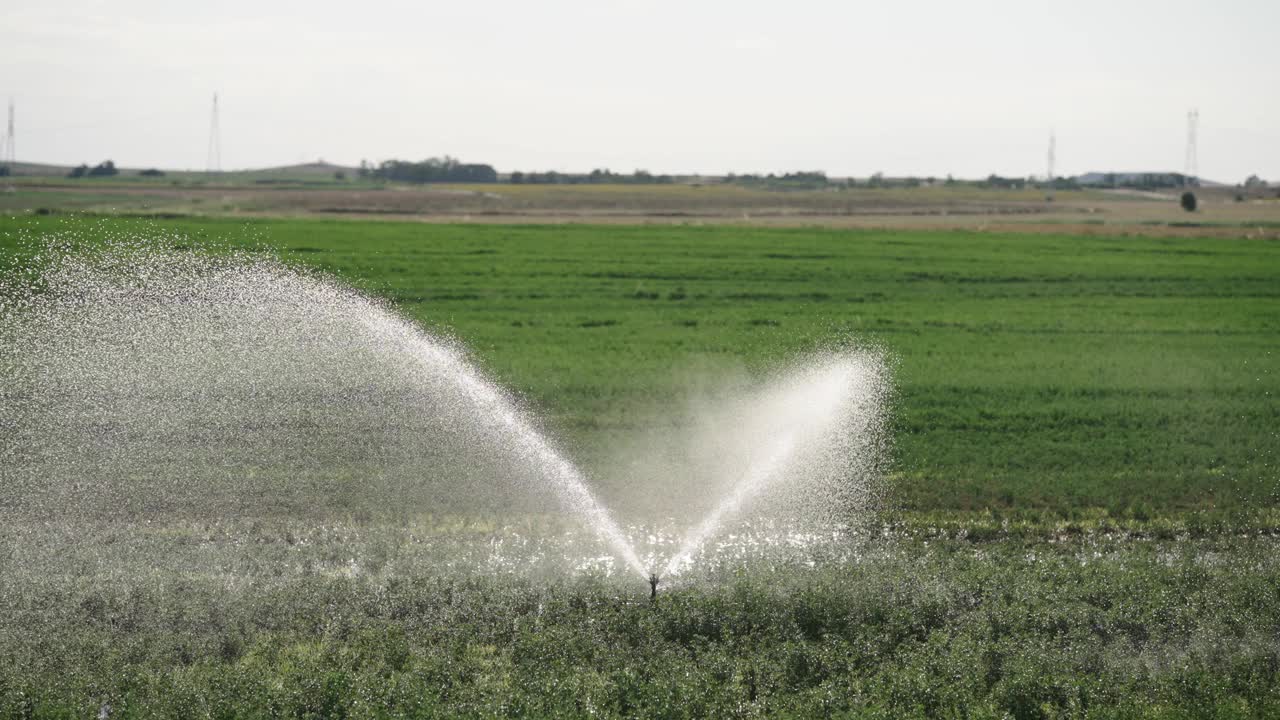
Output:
[[2, 214, 1276, 514], [2, 516, 1278, 718], [2, 215, 1278, 717]]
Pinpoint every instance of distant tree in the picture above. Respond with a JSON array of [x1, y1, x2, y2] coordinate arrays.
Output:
[[86, 160, 118, 177], [372, 157, 497, 184], [451, 163, 498, 183], [357, 160, 371, 179], [868, 172, 884, 188], [508, 168, 672, 185], [67, 164, 89, 178], [139, 168, 165, 177], [721, 170, 825, 189], [1180, 191, 1197, 212], [1243, 174, 1267, 188], [780, 171, 826, 183], [334, 170, 346, 181], [983, 174, 1024, 190], [0, 165, 9, 177]]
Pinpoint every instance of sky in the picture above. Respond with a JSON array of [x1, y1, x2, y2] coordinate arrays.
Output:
[[3, 0, 1278, 182]]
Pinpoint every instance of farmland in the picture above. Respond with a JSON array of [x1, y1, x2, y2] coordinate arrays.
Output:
[[5, 172, 1280, 238], [4, 214, 1274, 513], [1, 213, 1278, 717]]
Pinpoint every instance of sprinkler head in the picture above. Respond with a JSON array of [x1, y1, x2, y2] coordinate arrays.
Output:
[[649, 573, 660, 601]]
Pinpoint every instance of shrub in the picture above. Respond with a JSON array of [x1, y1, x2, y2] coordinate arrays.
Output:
[[67, 160, 119, 178], [87, 160, 118, 177], [1180, 191, 1197, 212]]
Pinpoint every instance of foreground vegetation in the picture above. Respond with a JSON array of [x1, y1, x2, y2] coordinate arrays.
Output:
[[1, 516, 1278, 719]]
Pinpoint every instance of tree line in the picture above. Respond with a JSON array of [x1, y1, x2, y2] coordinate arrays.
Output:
[[354, 158, 677, 185], [67, 160, 120, 178], [63, 161, 163, 178], [510, 168, 674, 185], [359, 157, 498, 183]]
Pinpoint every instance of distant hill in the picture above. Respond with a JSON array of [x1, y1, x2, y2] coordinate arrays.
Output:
[[250, 161, 359, 177], [5, 161, 77, 177], [2, 160, 358, 179]]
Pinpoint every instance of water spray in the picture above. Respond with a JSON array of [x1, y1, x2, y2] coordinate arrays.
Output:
[[0, 236, 890, 585], [657, 359, 885, 579]]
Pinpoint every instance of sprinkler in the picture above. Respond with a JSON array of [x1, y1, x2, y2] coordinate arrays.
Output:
[[649, 573, 660, 601]]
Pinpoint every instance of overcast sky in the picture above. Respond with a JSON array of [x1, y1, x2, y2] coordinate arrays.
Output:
[[3, 0, 1277, 181]]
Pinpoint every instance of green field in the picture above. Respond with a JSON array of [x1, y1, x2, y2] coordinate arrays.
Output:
[[2, 215, 1279, 717], [5, 214, 1274, 514]]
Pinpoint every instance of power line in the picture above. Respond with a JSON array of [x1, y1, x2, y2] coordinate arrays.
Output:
[[206, 93, 222, 173], [1184, 108, 1198, 185], [1047, 130, 1056, 179], [1045, 129, 1056, 201], [3, 99, 14, 167]]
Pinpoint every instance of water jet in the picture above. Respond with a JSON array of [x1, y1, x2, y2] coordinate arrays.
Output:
[[0, 237, 648, 576], [660, 356, 888, 578], [0, 234, 890, 583]]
